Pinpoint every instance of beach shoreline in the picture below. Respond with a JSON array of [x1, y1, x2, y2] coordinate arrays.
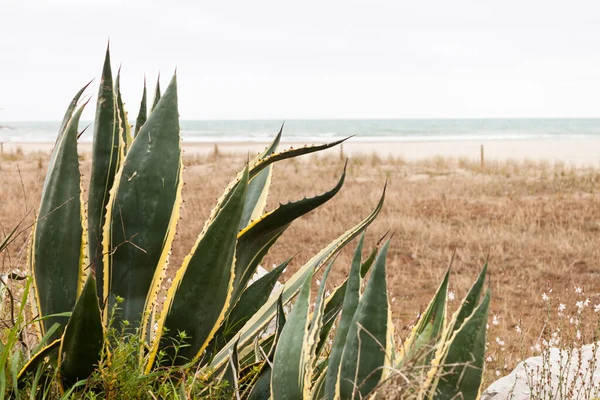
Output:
[[3, 138, 600, 167]]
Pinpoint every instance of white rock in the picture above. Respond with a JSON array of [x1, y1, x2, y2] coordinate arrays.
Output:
[[481, 342, 600, 399]]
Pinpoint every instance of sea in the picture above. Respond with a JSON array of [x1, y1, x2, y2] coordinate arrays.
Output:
[[2, 119, 600, 143]]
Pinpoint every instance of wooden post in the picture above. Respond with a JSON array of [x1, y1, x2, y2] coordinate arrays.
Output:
[[480, 144, 484, 167], [213, 143, 219, 158]]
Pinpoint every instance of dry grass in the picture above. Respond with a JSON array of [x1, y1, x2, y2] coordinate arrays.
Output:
[[1, 146, 600, 387]]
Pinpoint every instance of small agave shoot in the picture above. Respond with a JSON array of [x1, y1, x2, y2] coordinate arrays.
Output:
[[7, 46, 491, 399]]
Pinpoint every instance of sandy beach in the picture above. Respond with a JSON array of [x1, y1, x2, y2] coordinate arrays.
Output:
[[3, 138, 600, 167], [1, 137, 600, 387]]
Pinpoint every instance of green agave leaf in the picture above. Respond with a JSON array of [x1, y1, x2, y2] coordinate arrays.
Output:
[[31, 102, 86, 340], [249, 138, 350, 181], [17, 339, 60, 383], [323, 233, 366, 399], [316, 240, 378, 361], [444, 263, 488, 343], [58, 81, 92, 142], [209, 187, 385, 371], [338, 240, 392, 399], [311, 365, 328, 400], [58, 275, 103, 390], [231, 164, 346, 310], [397, 268, 450, 368], [241, 294, 286, 399], [239, 126, 282, 230], [151, 75, 161, 112], [271, 268, 313, 399], [209, 259, 290, 357], [148, 167, 248, 369], [88, 46, 120, 300], [303, 260, 334, 397], [426, 290, 490, 400], [115, 69, 133, 153], [134, 78, 147, 137], [103, 74, 182, 335]]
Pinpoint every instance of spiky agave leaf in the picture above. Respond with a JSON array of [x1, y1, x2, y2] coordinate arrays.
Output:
[[57, 275, 103, 392], [337, 240, 393, 399], [323, 233, 366, 399], [87, 46, 120, 300], [151, 75, 161, 112], [208, 259, 290, 356], [423, 289, 490, 399], [114, 69, 133, 154], [316, 239, 378, 361], [270, 269, 313, 399], [231, 164, 346, 311], [147, 167, 249, 370], [134, 78, 147, 137], [396, 268, 450, 368], [102, 74, 183, 335], [443, 263, 488, 343], [30, 100, 87, 341], [239, 126, 282, 230], [244, 294, 286, 399], [209, 187, 386, 372], [303, 259, 334, 398]]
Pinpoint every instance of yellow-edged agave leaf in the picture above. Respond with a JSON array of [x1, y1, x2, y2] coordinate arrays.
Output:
[[209, 187, 385, 371], [337, 240, 392, 399], [17, 339, 60, 382], [316, 239, 378, 360], [148, 167, 249, 370], [134, 78, 147, 137], [102, 74, 182, 332], [425, 290, 490, 400], [248, 138, 349, 181], [231, 164, 346, 308], [57, 81, 92, 142], [57, 275, 103, 391], [271, 269, 314, 399], [209, 259, 290, 356], [88, 47, 120, 301], [323, 233, 366, 399], [115, 69, 133, 153], [443, 263, 488, 343], [151, 75, 161, 112], [239, 126, 282, 230], [396, 268, 450, 368], [303, 260, 334, 398], [312, 366, 328, 400], [31, 102, 86, 341]]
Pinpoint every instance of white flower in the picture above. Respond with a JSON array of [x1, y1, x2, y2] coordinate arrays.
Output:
[[515, 325, 522, 334], [486, 356, 493, 362], [495, 337, 505, 346], [495, 370, 501, 376], [448, 291, 455, 301], [577, 330, 582, 340], [492, 315, 499, 326], [594, 304, 600, 313], [585, 298, 591, 307], [558, 303, 566, 312], [576, 300, 585, 313], [535, 343, 541, 352], [542, 292, 549, 302], [575, 286, 583, 294]]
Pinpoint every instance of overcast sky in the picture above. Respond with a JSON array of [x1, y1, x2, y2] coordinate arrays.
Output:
[[2, 0, 600, 121]]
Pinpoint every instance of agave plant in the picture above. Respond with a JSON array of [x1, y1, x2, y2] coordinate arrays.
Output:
[[9, 46, 491, 399]]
